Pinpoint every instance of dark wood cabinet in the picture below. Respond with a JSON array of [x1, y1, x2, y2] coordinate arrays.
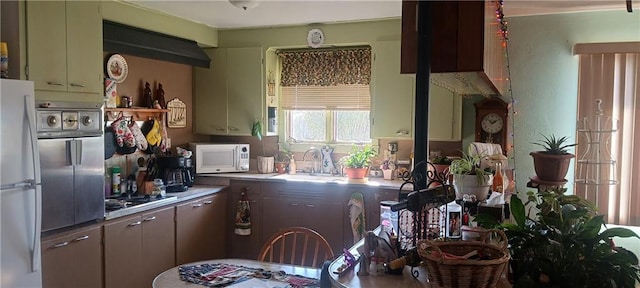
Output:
[[401, 0, 506, 96], [42, 225, 103, 288], [176, 192, 228, 264], [227, 180, 262, 260], [262, 182, 346, 255], [141, 207, 176, 288], [104, 214, 144, 288], [104, 206, 175, 288], [366, 188, 400, 232]]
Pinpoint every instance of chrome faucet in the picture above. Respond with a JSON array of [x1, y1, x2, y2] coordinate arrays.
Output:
[[302, 147, 323, 175]]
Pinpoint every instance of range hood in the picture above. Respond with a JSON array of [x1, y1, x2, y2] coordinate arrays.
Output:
[[103, 20, 210, 68]]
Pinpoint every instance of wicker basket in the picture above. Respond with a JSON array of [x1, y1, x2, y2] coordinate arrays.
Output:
[[417, 229, 509, 288]]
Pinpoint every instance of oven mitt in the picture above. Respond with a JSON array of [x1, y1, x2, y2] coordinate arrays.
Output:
[[141, 119, 160, 154], [144, 119, 162, 147], [111, 116, 136, 148], [129, 121, 148, 151], [159, 118, 169, 153]]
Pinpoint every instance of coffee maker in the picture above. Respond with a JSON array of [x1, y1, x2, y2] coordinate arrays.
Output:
[[156, 156, 194, 193]]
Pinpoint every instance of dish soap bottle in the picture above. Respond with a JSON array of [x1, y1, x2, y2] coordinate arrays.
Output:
[[288, 155, 296, 175]]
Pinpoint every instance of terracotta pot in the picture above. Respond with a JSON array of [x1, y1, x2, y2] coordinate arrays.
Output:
[[530, 151, 574, 182], [274, 162, 287, 174], [345, 167, 368, 179]]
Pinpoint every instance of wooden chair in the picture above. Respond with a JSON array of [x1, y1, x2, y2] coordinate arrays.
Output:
[[258, 227, 335, 268]]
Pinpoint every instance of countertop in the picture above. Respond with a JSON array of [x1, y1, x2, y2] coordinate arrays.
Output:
[[196, 172, 413, 191]]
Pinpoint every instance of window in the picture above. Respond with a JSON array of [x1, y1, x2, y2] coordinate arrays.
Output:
[[574, 42, 640, 226], [278, 47, 371, 144]]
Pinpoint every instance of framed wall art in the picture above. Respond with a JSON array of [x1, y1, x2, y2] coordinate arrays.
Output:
[[167, 97, 187, 128]]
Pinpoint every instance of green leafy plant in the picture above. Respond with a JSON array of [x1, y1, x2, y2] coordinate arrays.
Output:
[[476, 189, 640, 287], [533, 134, 577, 155], [449, 151, 491, 184], [339, 145, 376, 169]]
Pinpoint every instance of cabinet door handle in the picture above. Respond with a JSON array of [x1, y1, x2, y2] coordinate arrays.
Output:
[[289, 203, 299, 207], [128, 221, 142, 226], [192, 203, 203, 208], [69, 83, 85, 87], [305, 204, 315, 208], [73, 235, 89, 242], [215, 128, 225, 132], [250, 200, 258, 203], [143, 216, 157, 222], [52, 242, 69, 248], [46, 81, 64, 86], [228, 126, 239, 131], [203, 200, 213, 205]]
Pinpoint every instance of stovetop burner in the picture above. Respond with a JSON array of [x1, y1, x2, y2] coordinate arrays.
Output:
[[105, 194, 167, 212]]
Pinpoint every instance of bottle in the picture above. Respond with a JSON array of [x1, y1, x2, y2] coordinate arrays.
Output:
[[446, 201, 462, 239], [155, 83, 166, 109], [111, 166, 121, 196], [144, 82, 153, 108], [288, 155, 297, 175], [492, 162, 504, 193], [1, 42, 8, 78], [388, 247, 421, 270]]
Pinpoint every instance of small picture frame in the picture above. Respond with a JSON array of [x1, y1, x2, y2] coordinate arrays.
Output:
[[167, 97, 186, 128]]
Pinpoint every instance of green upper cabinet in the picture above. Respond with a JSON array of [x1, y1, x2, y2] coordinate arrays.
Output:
[[26, 1, 103, 102], [428, 85, 462, 141], [195, 47, 264, 136], [371, 41, 414, 139]]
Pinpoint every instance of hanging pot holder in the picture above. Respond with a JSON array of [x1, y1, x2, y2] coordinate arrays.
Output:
[[129, 121, 148, 151], [111, 115, 136, 148], [141, 119, 160, 154]]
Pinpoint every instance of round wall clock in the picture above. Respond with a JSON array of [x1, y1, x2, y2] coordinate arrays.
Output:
[[307, 28, 324, 48], [475, 97, 509, 153]]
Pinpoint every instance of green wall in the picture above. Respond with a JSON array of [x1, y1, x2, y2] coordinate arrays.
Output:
[[464, 10, 640, 195]]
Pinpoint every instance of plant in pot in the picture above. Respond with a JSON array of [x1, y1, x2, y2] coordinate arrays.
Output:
[[476, 189, 640, 287], [274, 142, 293, 174], [428, 155, 453, 186], [449, 151, 493, 201], [531, 134, 577, 183], [339, 145, 376, 182]]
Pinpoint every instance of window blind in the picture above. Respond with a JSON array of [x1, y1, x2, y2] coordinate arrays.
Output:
[[281, 84, 371, 110]]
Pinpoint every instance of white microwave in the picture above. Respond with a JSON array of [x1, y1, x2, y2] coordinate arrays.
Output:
[[189, 143, 250, 174]]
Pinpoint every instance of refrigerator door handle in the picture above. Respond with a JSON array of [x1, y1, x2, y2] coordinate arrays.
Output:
[[24, 94, 42, 272], [75, 139, 82, 165], [68, 140, 77, 166]]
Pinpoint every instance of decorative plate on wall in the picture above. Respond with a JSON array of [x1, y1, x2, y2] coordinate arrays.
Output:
[[106, 54, 128, 83], [307, 28, 324, 48]]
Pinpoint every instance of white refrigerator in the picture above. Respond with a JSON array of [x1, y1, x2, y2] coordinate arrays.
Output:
[[0, 79, 43, 287]]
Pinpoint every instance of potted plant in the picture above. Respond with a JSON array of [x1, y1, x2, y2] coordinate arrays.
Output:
[[476, 189, 640, 287], [379, 160, 396, 180], [274, 141, 293, 174], [530, 134, 577, 182], [428, 155, 452, 187], [449, 151, 493, 200], [339, 145, 377, 181]]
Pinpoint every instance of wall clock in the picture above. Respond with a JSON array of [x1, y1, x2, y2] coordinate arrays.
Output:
[[307, 28, 324, 48], [475, 97, 509, 154]]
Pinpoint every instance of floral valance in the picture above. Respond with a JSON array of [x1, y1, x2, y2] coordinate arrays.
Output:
[[278, 47, 371, 87]]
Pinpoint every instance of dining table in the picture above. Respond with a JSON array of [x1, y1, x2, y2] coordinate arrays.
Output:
[[152, 258, 322, 288]]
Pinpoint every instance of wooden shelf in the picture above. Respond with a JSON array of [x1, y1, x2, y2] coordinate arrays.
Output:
[[105, 108, 169, 121]]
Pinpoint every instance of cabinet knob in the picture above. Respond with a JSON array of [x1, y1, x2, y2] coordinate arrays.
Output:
[[305, 204, 315, 208], [69, 83, 86, 87], [228, 126, 239, 131], [192, 203, 203, 208], [128, 221, 142, 226], [289, 203, 299, 207], [46, 81, 64, 86], [203, 200, 213, 205]]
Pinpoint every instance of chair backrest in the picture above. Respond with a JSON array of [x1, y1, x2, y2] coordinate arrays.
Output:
[[258, 227, 335, 268]]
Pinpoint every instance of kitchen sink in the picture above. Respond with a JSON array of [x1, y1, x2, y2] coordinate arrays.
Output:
[[269, 173, 347, 184]]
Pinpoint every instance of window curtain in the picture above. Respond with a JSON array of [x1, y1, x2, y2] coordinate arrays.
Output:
[[574, 42, 640, 226], [278, 47, 371, 111]]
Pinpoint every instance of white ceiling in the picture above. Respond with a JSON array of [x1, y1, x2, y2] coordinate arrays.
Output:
[[127, 0, 637, 29]]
